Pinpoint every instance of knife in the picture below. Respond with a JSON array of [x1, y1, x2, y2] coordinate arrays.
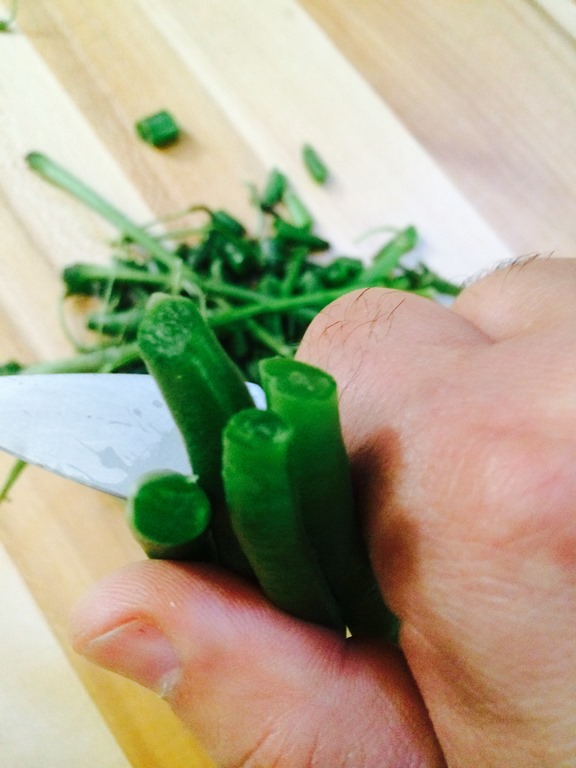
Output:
[[0, 374, 265, 498]]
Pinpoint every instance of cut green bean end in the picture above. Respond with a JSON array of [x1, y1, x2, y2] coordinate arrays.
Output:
[[129, 471, 211, 545], [259, 356, 336, 402], [226, 407, 291, 449], [139, 293, 200, 358]]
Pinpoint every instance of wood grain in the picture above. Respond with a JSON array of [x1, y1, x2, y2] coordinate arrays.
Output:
[[0, 542, 129, 768], [301, 0, 576, 259], [533, 0, 576, 39], [0, 1, 574, 765]]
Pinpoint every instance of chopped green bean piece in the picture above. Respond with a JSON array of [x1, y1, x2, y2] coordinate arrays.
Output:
[[320, 257, 364, 287], [260, 168, 287, 209], [282, 187, 313, 229], [358, 226, 419, 284], [302, 143, 329, 184], [135, 110, 181, 148], [0, 361, 23, 376], [210, 210, 247, 238], [272, 219, 329, 252]]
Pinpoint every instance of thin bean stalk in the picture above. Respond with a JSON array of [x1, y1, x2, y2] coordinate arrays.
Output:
[[0, 152, 461, 381], [0, 0, 18, 31]]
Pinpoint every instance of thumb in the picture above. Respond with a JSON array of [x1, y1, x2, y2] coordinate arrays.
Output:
[[70, 560, 444, 768]]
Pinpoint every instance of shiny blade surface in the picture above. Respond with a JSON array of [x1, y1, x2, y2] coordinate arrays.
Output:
[[0, 374, 264, 498]]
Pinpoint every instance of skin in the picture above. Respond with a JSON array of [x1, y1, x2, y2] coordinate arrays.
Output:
[[70, 256, 576, 767]]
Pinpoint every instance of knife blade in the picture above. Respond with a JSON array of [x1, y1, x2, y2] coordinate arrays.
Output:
[[0, 374, 265, 498]]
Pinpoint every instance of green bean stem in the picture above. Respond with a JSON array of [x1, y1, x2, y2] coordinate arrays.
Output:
[[26, 153, 184, 274], [0, 459, 27, 503], [21, 341, 140, 374], [0, 0, 18, 30]]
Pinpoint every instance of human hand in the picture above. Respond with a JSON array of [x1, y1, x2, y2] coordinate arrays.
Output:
[[70, 256, 576, 767]]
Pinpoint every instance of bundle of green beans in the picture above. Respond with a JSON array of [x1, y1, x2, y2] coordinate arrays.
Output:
[[0, 153, 459, 382], [130, 293, 398, 640]]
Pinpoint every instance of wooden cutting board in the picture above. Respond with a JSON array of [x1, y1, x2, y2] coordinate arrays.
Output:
[[0, 1, 575, 765]]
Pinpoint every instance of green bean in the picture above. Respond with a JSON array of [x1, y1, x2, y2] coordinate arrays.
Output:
[[260, 168, 287, 209], [319, 256, 364, 287], [222, 408, 344, 632], [137, 293, 254, 576], [302, 143, 329, 184], [62, 263, 168, 295], [135, 110, 181, 148], [259, 357, 398, 639], [357, 226, 418, 283], [209, 209, 247, 238], [272, 219, 329, 252], [282, 187, 313, 229], [127, 471, 216, 561]]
